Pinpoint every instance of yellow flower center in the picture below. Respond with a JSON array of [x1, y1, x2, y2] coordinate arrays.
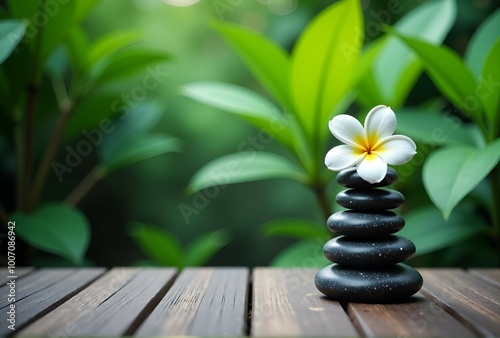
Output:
[[355, 133, 379, 155]]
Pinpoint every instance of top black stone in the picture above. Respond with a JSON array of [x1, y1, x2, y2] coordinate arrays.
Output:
[[337, 167, 398, 188]]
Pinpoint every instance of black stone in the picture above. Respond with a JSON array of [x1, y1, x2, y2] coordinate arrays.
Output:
[[337, 167, 398, 189], [327, 210, 404, 237], [315, 263, 423, 303], [336, 189, 404, 210], [323, 235, 416, 267]]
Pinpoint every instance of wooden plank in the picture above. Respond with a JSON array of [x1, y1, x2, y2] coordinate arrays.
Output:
[[251, 268, 358, 337], [0, 267, 34, 285], [20, 267, 177, 337], [469, 269, 500, 288], [348, 293, 475, 337], [19, 268, 139, 337], [0, 268, 79, 309], [135, 267, 248, 337], [0, 268, 104, 337], [420, 269, 500, 337]]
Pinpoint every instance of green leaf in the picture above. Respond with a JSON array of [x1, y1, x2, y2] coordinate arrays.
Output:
[[262, 219, 326, 239], [74, 0, 99, 24], [354, 37, 391, 108], [64, 26, 89, 77], [99, 102, 165, 160], [183, 82, 281, 121], [184, 230, 230, 266], [396, 108, 479, 146], [182, 82, 294, 149], [64, 93, 120, 140], [88, 29, 142, 67], [356, 64, 384, 109], [102, 133, 182, 174], [423, 139, 500, 219], [481, 37, 500, 137], [188, 152, 308, 194], [465, 8, 500, 78], [7, 0, 37, 19], [354, 38, 387, 84], [391, 61, 424, 108], [270, 239, 329, 268], [399, 206, 488, 256], [0, 20, 25, 65], [290, 0, 363, 141], [5, 1, 75, 76], [373, 0, 456, 105], [45, 45, 69, 79], [392, 31, 482, 124], [12, 203, 90, 265], [0, 24, 30, 106], [210, 20, 291, 108], [129, 222, 184, 267], [91, 48, 171, 86], [38, 1, 78, 67]]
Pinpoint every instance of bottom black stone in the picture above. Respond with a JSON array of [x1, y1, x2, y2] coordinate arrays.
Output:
[[315, 263, 423, 303]]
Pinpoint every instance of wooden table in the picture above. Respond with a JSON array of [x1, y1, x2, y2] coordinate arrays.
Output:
[[1, 267, 499, 337]]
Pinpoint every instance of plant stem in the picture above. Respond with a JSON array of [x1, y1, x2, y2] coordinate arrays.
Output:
[[22, 84, 38, 212], [312, 183, 333, 222], [490, 166, 500, 248], [64, 166, 105, 206], [14, 121, 25, 211], [30, 101, 73, 209], [21, 1, 45, 212]]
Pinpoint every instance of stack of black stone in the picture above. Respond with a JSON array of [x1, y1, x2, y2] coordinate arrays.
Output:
[[315, 167, 423, 303]]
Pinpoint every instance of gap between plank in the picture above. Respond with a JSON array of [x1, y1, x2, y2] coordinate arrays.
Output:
[[342, 301, 366, 337], [418, 269, 497, 337], [12, 269, 106, 335], [246, 274, 253, 336], [125, 269, 179, 336], [418, 286, 482, 336]]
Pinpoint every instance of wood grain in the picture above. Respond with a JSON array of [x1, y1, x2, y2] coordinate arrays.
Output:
[[20, 268, 176, 336], [420, 268, 500, 337], [251, 268, 358, 337], [4, 267, 499, 337], [1, 268, 104, 337], [348, 293, 475, 337], [135, 267, 248, 337], [469, 268, 500, 288], [0, 267, 33, 285], [1, 268, 72, 310]]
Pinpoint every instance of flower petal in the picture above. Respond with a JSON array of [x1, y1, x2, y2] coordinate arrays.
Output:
[[364, 105, 396, 146], [375, 135, 417, 165], [356, 153, 387, 183], [329, 115, 365, 148], [325, 145, 365, 171]]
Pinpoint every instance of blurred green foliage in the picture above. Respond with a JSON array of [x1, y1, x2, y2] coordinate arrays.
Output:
[[130, 222, 229, 268], [0, 0, 499, 268], [185, 0, 500, 267], [1, 0, 179, 265]]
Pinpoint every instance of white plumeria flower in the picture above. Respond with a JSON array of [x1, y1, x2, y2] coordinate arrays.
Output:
[[325, 105, 416, 184]]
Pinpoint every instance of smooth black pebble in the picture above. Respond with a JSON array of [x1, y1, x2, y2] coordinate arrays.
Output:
[[323, 235, 416, 268], [315, 167, 422, 302], [336, 189, 404, 210], [337, 167, 398, 188], [315, 263, 423, 303], [327, 210, 404, 236]]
